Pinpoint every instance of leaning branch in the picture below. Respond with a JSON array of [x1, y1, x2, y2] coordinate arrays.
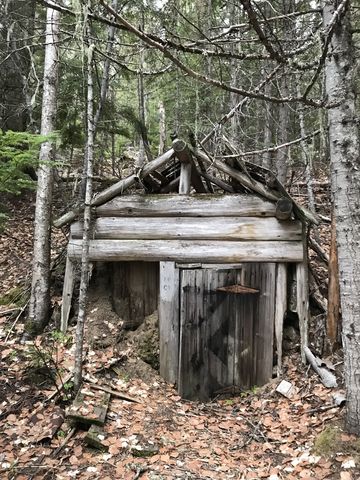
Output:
[[220, 129, 321, 158]]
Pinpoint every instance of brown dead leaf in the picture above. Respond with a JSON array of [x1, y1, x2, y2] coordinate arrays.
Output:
[[340, 472, 352, 480]]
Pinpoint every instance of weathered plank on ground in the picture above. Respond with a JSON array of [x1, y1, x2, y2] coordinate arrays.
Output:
[[85, 424, 109, 450], [66, 389, 110, 426], [95, 194, 277, 217], [68, 239, 304, 263], [71, 217, 302, 242]]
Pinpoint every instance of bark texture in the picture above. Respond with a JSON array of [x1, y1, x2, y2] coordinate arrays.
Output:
[[323, 0, 360, 433], [74, 40, 95, 392], [28, 7, 60, 333], [0, 0, 36, 131]]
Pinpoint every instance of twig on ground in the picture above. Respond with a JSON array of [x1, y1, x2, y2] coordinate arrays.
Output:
[[5, 301, 29, 342]]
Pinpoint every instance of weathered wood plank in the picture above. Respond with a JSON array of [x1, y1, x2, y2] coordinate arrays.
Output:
[[66, 389, 110, 426], [60, 257, 76, 332], [178, 269, 209, 400], [233, 291, 257, 389], [240, 263, 276, 386], [71, 217, 302, 241], [326, 210, 340, 352], [159, 262, 180, 384], [68, 239, 304, 263], [207, 269, 235, 395], [85, 424, 108, 450], [275, 263, 287, 376], [297, 261, 309, 363], [95, 194, 277, 217]]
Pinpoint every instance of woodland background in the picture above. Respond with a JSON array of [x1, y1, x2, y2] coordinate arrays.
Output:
[[1, 1, 360, 479]]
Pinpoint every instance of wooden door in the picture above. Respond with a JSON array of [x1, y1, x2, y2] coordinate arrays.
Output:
[[178, 264, 275, 400]]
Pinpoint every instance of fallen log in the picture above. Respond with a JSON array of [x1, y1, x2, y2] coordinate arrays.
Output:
[[304, 346, 337, 388]]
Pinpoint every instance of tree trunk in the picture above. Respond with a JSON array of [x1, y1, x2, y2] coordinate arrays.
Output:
[[0, 0, 36, 131], [93, 0, 117, 134], [323, 0, 360, 434], [74, 38, 95, 392], [158, 100, 166, 155], [27, 7, 60, 334]]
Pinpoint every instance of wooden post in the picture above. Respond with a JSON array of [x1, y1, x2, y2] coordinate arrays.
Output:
[[297, 228, 309, 363], [61, 256, 76, 332], [326, 209, 340, 351], [274, 263, 287, 376], [159, 262, 180, 384], [172, 139, 192, 194]]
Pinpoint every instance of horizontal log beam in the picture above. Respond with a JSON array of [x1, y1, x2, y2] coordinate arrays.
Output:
[[71, 217, 302, 241], [95, 194, 277, 217], [68, 239, 304, 263]]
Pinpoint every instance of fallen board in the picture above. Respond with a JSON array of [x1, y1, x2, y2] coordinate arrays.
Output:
[[85, 424, 109, 450], [66, 389, 110, 426]]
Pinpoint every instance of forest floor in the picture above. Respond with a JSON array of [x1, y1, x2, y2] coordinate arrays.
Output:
[[1, 184, 359, 480]]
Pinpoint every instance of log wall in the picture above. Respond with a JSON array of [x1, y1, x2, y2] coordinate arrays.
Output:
[[68, 194, 304, 264]]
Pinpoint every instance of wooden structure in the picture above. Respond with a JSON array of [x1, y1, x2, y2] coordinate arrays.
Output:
[[59, 137, 315, 400]]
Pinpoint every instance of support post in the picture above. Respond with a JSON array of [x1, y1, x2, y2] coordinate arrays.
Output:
[[172, 139, 192, 194], [297, 230, 309, 362], [61, 256, 76, 332], [275, 263, 287, 376], [326, 209, 340, 352], [159, 262, 180, 384]]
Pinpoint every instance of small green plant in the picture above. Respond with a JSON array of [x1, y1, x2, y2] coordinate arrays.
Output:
[[51, 329, 72, 347], [64, 381, 73, 391]]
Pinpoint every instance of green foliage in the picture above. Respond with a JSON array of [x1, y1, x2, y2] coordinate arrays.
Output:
[[0, 130, 45, 195]]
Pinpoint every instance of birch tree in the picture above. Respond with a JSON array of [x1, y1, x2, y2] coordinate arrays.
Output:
[[27, 6, 60, 334], [323, 0, 360, 433], [74, 35, 95, 392]]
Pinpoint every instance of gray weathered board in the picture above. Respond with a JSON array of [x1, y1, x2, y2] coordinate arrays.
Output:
[[68, 239, 303, 263], [95, 194, 277, 217], [71, 217, 302, 241], [159, 262, 180, 384], [177, 263, 276, 400]]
